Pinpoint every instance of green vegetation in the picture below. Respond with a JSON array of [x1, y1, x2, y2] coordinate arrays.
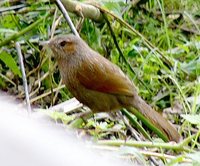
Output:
[[0, 0, 199, 165]]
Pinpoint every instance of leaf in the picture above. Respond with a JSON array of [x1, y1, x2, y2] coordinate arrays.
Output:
[[0, 51, 21, 77], [181, 114, 200, 125], [177, 43, 190, 53], [181, 57, 200, 76], [187, 152, 200, 165], [102, 2, 123, 17], [49, 111, 74, 124], [127, 49, 137, 58], [0, 15, 17, 29]]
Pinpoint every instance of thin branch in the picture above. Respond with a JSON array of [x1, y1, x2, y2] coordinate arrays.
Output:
[[59, 0, 103, 22], [56, 0, 79, 37], [0, 4, 26, 13], [89, 145, 192, 163], [98, 134, 197, 151], [0, 73, 16, 87], [30, 85, 65, 103], [15, 42, 31, 114]]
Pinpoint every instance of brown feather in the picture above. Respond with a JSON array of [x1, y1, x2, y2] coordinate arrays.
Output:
[[77, 51, 135, 96]]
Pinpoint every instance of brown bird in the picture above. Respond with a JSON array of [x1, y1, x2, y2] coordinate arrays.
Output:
[[49, 34, 180, 142]]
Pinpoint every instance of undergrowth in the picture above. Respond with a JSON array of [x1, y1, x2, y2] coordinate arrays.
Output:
[[0, 0, 199, 165]]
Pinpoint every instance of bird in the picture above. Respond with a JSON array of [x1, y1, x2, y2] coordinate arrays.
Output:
[[48, 34, 180, 142]]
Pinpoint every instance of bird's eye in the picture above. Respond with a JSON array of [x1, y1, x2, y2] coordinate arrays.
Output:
[[59, 40, 67, 47]]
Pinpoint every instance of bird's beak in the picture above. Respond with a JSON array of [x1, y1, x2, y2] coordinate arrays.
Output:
[[48, 39, 53, 49], [47, 39, 58, 58], [48, 39, 57, 54]]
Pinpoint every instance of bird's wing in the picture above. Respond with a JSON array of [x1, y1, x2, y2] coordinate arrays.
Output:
[[77, 53, 135, 96]]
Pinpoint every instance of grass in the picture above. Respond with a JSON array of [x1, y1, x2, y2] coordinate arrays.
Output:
[[0, 0, 199, 165]]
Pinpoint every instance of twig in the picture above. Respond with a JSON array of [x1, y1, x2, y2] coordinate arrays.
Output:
[[55, 0, 79, 37], [89, 145, 192, 163], [178, 134, 198, 148], [0, 73, 16, 87], [50, 7, 59, 39], [15, 42, 31, 114], [97, 140, 184, 150], [98, 134, 197, 152], [181, 11, 200, 34], [60, 0, 103, 22], [90, 4, 171, 66], [0, 4, 26, 13], [30, 84, 65, 103]]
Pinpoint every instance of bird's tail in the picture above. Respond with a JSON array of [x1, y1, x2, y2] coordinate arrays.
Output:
[[130, 96, 180, 142]]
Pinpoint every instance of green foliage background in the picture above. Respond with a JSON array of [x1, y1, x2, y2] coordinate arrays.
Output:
[[0, 0, 200, 165]]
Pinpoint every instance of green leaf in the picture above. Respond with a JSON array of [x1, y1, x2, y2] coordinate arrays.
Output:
[[181, 57, 200, 76], [49, 111, 74, 124], [0, 15, 17, 29], [177, 43, 190, 53], [102, 2, 123, 17], [181, 114, 200, 125], [0, 51, 21, 77], [127, 49, 137, 58]]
